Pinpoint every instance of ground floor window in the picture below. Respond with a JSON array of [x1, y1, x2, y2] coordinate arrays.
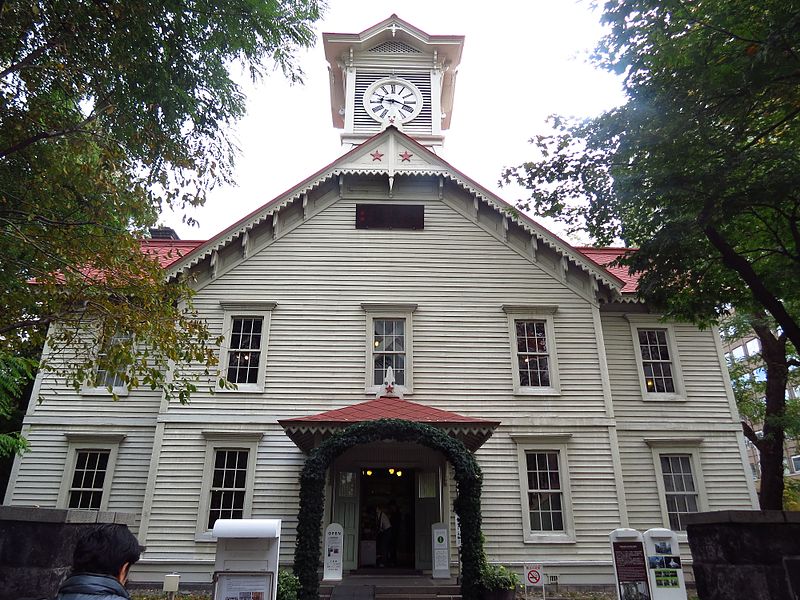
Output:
[[196, 431, 261, 540], [525, 451, 564, 532], [68, 449, 110, 509], [207, 449, 249, 529], [659, 454, 699, 531], [58, 433, 124, 511], [647, 438, 706, 531], [513, 434, 574, 543]]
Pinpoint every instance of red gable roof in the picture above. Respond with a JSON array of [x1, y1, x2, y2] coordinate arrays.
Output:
[[575, 247, 639, 293], [279, 396, 500, 453], [281, 396, 498, 425], [141, 239, 205, 268]]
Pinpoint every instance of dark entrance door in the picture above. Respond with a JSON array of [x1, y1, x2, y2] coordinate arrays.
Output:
[[359, 467, 415, 569]]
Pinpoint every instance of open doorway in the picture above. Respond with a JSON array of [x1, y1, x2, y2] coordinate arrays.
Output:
[[358, 467, 415, 569]]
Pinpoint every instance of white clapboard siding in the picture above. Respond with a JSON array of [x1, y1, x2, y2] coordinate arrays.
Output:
[[478, 428, 621, 563], [166, 195, 606, 421], [7, 425, 155, 529], [617, 429, 753, 533], [601, 314, 738, 422], [9, 172, 755, 583]]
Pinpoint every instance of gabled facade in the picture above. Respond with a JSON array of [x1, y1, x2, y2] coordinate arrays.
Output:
[[4, 16, 757, 589]]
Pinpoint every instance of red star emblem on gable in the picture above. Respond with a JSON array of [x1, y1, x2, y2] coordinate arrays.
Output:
[[399, 151, 413, 162], [370, 151, 384, 162]]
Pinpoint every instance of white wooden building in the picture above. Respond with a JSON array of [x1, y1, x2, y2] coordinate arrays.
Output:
[[4, 15, 757, 587]]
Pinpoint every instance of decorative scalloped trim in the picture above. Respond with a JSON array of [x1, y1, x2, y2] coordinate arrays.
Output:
[[167, 165, 626, 299]]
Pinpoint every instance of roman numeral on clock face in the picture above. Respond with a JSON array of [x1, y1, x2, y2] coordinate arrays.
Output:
[[400, 104, 414, 113]]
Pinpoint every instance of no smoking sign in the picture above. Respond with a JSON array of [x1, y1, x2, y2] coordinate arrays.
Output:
[[524, 563, 544, 588]]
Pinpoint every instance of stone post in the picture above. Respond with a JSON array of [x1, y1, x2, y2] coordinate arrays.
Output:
[[0, 505, 136, 600]]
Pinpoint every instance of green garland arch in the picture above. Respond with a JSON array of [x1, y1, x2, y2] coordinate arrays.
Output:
[[293, 418, 486, 600]]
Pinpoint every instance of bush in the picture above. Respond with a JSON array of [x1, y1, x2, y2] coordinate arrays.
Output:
[[278, 568, 300, 600], [480, 563, 520, 591]]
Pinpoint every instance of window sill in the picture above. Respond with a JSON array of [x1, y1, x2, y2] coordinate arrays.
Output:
[[216, 385, 264, 394], [642, 394, 686, 402], [81, 387, 129, 397], [194, 532, 217, 543], [514, 387, 560, 397], [366, 385, 412, 396], [523, 534, 576, 544]]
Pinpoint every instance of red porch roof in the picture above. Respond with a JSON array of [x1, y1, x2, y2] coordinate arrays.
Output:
[[278, 396, 499, 453]]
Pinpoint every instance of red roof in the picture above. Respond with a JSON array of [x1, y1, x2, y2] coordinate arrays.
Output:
[[141, 239, 205, 268], [575, 247, 639, 293], [282, 396, 498, 425], [279, 397, 500, 453]]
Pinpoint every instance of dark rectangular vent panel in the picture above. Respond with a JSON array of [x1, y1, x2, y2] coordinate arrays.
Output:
[[356, 204, 424, 230]]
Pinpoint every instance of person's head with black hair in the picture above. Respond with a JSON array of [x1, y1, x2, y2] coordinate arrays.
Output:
[[72, 523, 145, 584]]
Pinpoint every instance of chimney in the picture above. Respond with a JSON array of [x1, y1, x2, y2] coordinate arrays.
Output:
[[149, 227, 180, 240]]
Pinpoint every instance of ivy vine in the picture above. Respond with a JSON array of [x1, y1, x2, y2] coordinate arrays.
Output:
[[293, 419, 485, 600]]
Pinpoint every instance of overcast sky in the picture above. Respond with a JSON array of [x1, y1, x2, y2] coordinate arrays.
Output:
[[162, 1, 625, 244]]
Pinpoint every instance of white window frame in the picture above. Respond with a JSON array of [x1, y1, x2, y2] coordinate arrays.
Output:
[[57, 433, 125, 511], [512, 434, 575, 544], [362, 303, 417, 395], [627, 317, 686, 401], [503, 305, 560, 395], [82, 329, 131, 397], [791, 455, 800, 473], [196, 431, 261, 541], [646, 438, 707, 533], [218, 301, 276, 393]]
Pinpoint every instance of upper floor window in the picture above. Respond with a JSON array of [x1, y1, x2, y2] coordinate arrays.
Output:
[[218, 302, 275, 392], [503, 305, 560, 395], [362, 303, 417, 394], [638, 329, 675, 393], [83, 330, 131, 396], [227, 317, 263, 385], [373, 318, 406, 386], [628, 319, 685, 400]]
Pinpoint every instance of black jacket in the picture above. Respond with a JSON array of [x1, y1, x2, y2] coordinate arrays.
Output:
[[55, 573, 130, 600]]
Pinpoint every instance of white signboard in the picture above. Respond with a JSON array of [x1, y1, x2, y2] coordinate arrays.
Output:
[[323, 523, 344, 581], [610, 528, 652, 600], [643, 528, 687, 600], [431, 522, 450, 579], [216, 573, 272, 600], [454, 513, 462, 548], [524, 563, 544, 588]]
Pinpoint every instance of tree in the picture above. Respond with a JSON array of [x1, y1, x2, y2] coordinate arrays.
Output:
[[0, 1, 322, 455], [502, 0, 800, 509]]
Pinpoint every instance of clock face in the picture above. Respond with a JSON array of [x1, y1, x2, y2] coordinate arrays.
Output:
[[363, 78, 423, 125]]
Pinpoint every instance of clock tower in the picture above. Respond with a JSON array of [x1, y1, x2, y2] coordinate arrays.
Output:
[[323, 15, 464, 149]]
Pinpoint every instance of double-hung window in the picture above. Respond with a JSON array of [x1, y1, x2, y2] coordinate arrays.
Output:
[[83, 329, 131, 396], [513, 434, 574, 543], [219, 302, 275, 392], [504, 305, 559, 395], [362, 303, 417, 394], [659, 454, 699, 530], [628, 318, 685, 400], [647, 438, 706, 532], [197, 432, 261, 540], [58, 433, 124, 511]]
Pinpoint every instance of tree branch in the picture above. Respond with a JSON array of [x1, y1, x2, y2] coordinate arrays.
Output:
[[700, 220, 800, 352], [741, 420, 762, 448]]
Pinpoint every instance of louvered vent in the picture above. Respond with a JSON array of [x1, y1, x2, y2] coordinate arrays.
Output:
[[368, 41, 421, 54], [354, 72, 432, 136]]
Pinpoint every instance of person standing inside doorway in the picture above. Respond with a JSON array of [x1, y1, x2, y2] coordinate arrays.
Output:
[[375, 504, 393, 567]]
